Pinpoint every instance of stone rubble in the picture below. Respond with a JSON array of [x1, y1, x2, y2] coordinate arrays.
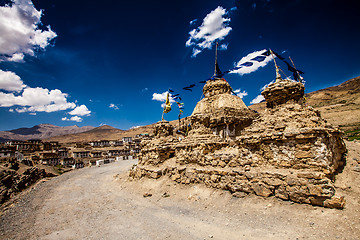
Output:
[[129, 78, 346, 209], [0, 166, 47, 204]]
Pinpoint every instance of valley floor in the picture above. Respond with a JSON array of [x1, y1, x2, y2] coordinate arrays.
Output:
[[0, 141, 359, 240]]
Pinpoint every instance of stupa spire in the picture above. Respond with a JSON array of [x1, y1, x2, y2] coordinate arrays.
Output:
[[213, 42, 223, 78], [270, 49, 283, 82]]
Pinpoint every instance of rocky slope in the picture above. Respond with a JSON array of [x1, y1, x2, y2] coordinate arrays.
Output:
[[0, 124, 95, 142], [0, 160, 57, 205]]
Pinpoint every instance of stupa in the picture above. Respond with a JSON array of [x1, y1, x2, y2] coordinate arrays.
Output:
[[188, 43, 257, 138], [130, 49, 346, 209]]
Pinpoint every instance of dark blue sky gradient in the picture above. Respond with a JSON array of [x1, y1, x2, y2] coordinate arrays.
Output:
[[0, 0, 359, 130]]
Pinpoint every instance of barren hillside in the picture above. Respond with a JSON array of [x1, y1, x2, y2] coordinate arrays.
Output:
[[46, 124, 155, 143]]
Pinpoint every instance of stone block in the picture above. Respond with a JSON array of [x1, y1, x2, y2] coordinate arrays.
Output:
[[171, 174, 181, 181], [253, 182, 273, 197], [324, 196, 345, 209], [275, 185, 289, 200], [295, 151, 313, 159]]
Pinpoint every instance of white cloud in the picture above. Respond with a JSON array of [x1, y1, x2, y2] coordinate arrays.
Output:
[[0, 70, 26, 92], [29, 112, 36, 115], [233, 89, 248, 98], [0, 87, 76, 112], [130, 125, 141, 129], [68, 104, 91, 116], [230, 49, 273, 75], [0, 70, 87, 115], [192, 49, 201, 57], [109, 103, 119, 110], [152, 91, 175, 108], [0, 0, 57, 62], [219, 43, 228, 50], [189, 19, 197, 25], [186, 6, 232, 57], [3, 53, 24, 62], [70, 116, 82, 122], [62, 116, 83, 122], [152, 91, 174, 103], [250, 95, 265, 104]]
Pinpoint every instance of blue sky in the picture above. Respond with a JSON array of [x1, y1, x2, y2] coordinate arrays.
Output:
[[0, 0, 359, 131]]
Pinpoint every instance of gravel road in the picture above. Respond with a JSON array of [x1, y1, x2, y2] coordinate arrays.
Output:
[[1, 148, 359, 240]]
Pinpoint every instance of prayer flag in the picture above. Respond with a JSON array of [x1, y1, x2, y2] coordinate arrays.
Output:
[[163, 93, 171, 114], [240, 62, 253, 67], [251, 56, 266, 62]]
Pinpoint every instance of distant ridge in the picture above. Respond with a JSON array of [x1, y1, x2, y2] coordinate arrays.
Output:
[[46, 124, 155, 143], [0, 124, 95, 142]]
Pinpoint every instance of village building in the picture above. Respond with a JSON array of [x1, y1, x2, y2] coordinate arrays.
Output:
[[5, 140, 42, 153], [27, 139, 42, 145], [40, 152, 60, 166], [0, 147, 16, 158], [72, 161, 84, 169], [135, 133, 150, 139], [131, 148, 141, 155], [72, 150, 90, 159], [58, 148, 70, 159], [5, 140, 23, 146], [118, 155, 133, 160], [91, 151, 103, 158], [89, 140, 110, 147], [107, 149, 122, 157], [122, 137, 132, 143], [60, 158, 75, 167], [89, 159, 97, 166], [42, 141, 60, 151], [15, 151, 24, 161], [109, 140, 123, 146], [133, 138, 141, 145]]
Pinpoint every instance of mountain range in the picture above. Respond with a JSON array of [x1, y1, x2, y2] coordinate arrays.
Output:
[[0, 124, 95, 142], [1, 76, 359, 143]]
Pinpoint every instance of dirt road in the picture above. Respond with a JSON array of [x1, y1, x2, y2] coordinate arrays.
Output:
[[1, 141, 360, 240]]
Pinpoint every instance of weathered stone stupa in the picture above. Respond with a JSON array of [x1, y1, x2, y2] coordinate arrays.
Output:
[[130, 57, 346, 209], [189, 78, 258, 138]]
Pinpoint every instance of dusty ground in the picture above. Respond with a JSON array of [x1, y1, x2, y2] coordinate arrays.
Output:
[[0, 141, 359, 240]]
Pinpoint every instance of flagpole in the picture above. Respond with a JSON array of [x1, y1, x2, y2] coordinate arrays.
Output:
[[289, 56, 301, 82]]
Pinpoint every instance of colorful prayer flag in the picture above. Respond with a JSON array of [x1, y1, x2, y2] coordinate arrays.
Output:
[[163, 93, 171, 113]]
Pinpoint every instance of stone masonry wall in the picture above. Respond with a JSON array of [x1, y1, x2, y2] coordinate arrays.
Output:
[[130, 103, 346, 209]]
